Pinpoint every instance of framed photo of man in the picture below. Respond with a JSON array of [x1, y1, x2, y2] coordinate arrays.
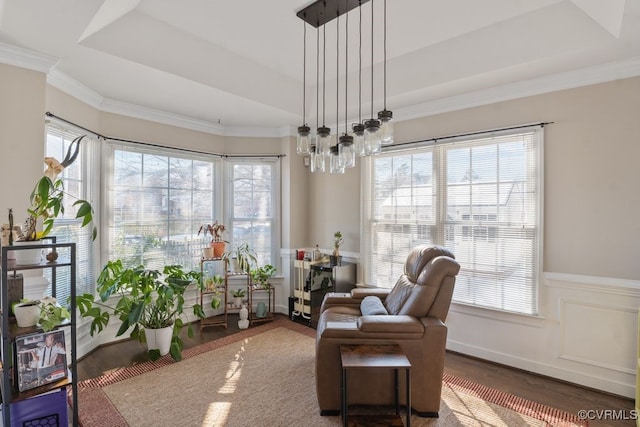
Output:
[[14, 329, 68, 392]]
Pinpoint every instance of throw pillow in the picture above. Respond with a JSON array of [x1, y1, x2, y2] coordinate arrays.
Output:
[[360, 296, 389, 316]]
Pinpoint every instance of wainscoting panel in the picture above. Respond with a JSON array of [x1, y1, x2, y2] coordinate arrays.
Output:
[[559, 299, 637, 374], [447, 272, 640, 398]]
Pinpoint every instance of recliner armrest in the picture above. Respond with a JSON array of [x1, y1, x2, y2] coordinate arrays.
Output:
[[357, 315, 424, 333], [320, 292, 361, 313]]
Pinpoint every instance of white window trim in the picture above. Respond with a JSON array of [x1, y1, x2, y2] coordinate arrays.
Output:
[[360, 125, 545, 317]]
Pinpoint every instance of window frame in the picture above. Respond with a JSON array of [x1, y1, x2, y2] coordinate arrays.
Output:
[[361, 126, 544, 316], [224, 157, 281, 270]]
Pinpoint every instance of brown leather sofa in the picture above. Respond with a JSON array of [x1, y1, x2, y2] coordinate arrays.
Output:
[[315, 245, 460, 417]]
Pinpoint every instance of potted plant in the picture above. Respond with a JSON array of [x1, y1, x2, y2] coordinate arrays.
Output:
[[250, 264, 276, 290], [76, 261, 205, 361], [9, 137, 97, 264], [330, 231, 343, 266], [230, 288, 246, 307], [201, 274, 225, 310], [11, 296, 71, 331], [198, 221, 227, 258], [222, 242, 257, 274]]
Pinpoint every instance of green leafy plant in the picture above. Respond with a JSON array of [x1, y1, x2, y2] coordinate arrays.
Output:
[[251, 264, 277, 289], [11, 297, 71, 332], [202, 274, 225, 309], [230, 288, 246, 298], [332, 231, 343, 257], [16, 136, 97, 242], [76, 261, 204, 361], [38, 297, 71, 332], [222, 242, 257, 273]]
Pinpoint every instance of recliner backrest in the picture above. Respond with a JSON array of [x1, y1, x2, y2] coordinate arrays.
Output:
[[383, 245, 460, 319]]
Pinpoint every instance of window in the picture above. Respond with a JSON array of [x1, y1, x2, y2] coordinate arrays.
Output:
[[362, 128, 542, 315], [226, 159, 280, 266], [106, 142, 220, 271], [44, 124, 99, 300]]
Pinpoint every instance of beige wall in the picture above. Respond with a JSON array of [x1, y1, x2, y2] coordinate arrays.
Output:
[[392, 76, 640, 280], [0, 64, 47, 225]]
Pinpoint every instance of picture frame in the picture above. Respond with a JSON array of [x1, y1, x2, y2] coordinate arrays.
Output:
[[14, 329, 68, 392]]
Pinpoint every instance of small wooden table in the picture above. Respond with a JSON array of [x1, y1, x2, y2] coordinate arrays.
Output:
[[340, 345, 411, 427]]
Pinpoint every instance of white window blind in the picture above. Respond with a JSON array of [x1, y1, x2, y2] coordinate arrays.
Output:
[[44, 124, 99, 301], [362, 127, 542, 315], [226, 159, 280, 266], [106, 142, 221, 271]]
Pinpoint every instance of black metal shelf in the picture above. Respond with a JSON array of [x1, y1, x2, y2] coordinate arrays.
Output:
[[0, 239, 77, 426]]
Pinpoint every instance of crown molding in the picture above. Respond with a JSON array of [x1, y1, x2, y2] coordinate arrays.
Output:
[[397, 56, 640, 123], [224, 125, 295, 138], [47, 68, 104, 109], [0, 42, 58, 73], [100, 98, 225, 135], [4, 39, 639, 138]]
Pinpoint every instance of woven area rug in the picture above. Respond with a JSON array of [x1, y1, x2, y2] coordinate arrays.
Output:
[[76, 319, 586, 426]]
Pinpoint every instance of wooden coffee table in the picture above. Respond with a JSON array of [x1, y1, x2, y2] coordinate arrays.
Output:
[[340, 345, 411, 427]]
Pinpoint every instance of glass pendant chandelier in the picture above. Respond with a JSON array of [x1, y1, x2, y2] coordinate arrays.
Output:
[[364, 0, 381, 155], [353, 5, 366, 157], [296, 22, 311, 155], [295, 0, 393, 171], [338, 8, 355, 168], [330, 145, 345, 174], [377, 0, 394, 145], [317, 25, 331, 157]]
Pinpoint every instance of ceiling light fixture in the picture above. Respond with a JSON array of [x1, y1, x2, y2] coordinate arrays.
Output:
[[296, 20, 311, 155], [296, 0, 392, 171]]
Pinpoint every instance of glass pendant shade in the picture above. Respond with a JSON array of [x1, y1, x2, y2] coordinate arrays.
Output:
[[317, 126, 331, 157], [296, 125, 312, 154], [364, 118, 381, 155], [330, 145, 345, 174], [378, 110, 394, 145], [312, 145, 325, 173], [339, 134, 355, 168], [352, 123, 366, 156]]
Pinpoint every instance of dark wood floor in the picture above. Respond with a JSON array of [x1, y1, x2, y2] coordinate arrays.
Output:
[[77, 314, 635, 427]]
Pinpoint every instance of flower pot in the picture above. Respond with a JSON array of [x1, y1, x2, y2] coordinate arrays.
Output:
[[13, 301, 40, 328], [211, 242, 225, 258], [12, 241, 42, 265], [233, 296, 243, 307], [202, 247, 214, 259], [145, 325, 174, 356]]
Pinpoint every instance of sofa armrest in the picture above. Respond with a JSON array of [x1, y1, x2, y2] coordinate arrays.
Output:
[[351, 287, 391, 300], [357, 315, 424, 333]]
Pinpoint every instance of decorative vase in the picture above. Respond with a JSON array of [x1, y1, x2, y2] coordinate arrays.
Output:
[[145, 325, 174, 356], [13, 301, 40, 328], [238, 305, 249, 329], [256, 301, 267, 318], [329, 255, 342, 266], [211, 242, 225, 258]]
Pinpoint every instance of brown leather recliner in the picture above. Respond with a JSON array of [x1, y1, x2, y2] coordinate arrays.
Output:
[[315, 245, 460, 417]]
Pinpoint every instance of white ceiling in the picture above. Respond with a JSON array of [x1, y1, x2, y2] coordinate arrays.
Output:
[[1, 0, 639, 137]]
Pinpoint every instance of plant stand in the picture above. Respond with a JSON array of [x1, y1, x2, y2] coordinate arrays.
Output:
[[248, 284, 275, 325]]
